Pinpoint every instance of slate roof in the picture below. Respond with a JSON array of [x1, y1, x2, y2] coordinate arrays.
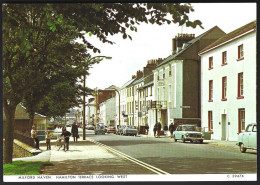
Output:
[[120, 78, 136, 89], [155, 26, 222, 69], [199, 20, 256, 54]]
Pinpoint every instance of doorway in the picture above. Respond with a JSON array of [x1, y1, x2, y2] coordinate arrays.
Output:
[[221, 114, 227, 140]]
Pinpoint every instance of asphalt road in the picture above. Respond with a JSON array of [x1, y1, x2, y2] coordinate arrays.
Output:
[[87, 133, 257, 174]]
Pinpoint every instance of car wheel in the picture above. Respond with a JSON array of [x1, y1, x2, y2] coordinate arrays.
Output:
[[173, 135, 177, 142], [190, 140, 193, 143], [182, 136, 185, 143], [95, 133, 97, 135], [199, 140, 203, 144], [240, 143, 247, 153]]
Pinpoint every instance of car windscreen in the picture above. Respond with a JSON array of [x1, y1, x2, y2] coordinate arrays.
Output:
[[128, 125, 136, 129], [182, 126, 196, 131]]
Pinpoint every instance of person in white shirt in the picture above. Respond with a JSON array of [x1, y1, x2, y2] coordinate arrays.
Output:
[[31, 125, 40, 150]]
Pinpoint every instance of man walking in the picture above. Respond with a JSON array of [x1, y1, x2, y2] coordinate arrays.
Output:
[[61, 127, 71, 151], [153, 122, 157, 137], [169, 122, 175, 138], [157, 122, 162, 138]]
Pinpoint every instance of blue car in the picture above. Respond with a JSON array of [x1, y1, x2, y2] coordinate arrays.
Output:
[[123, 125, 137, 136]]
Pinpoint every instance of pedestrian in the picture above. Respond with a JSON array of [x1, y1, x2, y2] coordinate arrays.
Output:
[[153, 122, 158, 137], [157, 122, 162, 138], [61, 127, 71, 151], [145, 124, 149, 135], [169, 122, 175, 138], [45, 129, 52, 150], [71, 122, 79, 142], [31, 125, 40, 150]]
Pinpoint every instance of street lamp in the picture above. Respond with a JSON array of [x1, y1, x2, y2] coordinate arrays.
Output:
[[82, 56, 112, 140], [105, 87, 121, 126]]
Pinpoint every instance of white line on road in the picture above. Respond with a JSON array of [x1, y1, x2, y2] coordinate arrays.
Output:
[[86, 138, 170, 175]]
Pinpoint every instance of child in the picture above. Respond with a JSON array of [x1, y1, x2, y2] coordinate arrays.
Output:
[[45, 129, 52, 150]]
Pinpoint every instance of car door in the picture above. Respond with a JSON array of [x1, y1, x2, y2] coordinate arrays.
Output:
[[243, 125, 252, 147], [249, 124, 257, 148], [175, 126, 182, 139]]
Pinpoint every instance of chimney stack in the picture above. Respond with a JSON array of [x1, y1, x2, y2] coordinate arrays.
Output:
[[172, 33, 195, 54]]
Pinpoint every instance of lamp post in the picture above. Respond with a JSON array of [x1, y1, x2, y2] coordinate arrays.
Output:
[[82, 56, 112, 140]]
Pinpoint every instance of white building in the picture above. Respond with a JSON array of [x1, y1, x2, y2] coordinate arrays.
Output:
[[99, 96, 116, 126], [153, 27, 225, 129], [116, 78, 135, 126], [86, 98, 95, 125], [199, 20, 256, 141]]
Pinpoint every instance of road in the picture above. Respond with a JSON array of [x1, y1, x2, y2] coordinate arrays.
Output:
[[86, 132, 257, 174]]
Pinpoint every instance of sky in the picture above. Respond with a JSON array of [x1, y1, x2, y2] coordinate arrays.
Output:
[[83, 3, 256, 90]]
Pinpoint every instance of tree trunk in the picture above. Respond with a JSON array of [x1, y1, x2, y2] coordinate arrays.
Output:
[[3, 102, 17, 164], [29, 113, 35, 128]]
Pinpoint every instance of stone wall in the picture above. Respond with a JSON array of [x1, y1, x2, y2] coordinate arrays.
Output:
[[13, 142, 33, 158]]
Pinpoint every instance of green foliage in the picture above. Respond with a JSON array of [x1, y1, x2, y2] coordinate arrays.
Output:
[[3, 3, 202, 163], [3, 161, 53, 175]]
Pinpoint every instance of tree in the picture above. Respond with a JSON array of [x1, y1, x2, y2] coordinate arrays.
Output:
[[3, 3, 202, 164]]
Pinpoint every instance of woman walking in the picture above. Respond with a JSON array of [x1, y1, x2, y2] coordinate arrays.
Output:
[[71, 122, 79, 142]]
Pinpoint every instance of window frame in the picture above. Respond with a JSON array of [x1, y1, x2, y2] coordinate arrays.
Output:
[[222, 51, 227, 66], [208, 56, 213, 70], [237, 72, 244, 99], [208, 111, 213, 131], [222, 76, 227, 101], [209, 80, 213, 102], [238, 108, 245, 133], [237, 44, 244, 61]]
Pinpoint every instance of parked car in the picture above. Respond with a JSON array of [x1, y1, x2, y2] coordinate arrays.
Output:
[[236, 123, 257, 153], [173, 124, 204, 143], [94, 123, 106, 135], [122, 125, 138, 136], [106, 126, 116, 134], [116, 125, 125, 135], [86, 124, 95, 130]]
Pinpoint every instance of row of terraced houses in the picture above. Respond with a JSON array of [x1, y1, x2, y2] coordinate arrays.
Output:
[[87, 20, 256, 141]]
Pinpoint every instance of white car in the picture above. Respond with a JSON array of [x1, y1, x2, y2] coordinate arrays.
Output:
[[236, 123, 257, 153], [173, 124, 204, 144]]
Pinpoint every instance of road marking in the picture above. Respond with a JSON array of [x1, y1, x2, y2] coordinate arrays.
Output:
[[86, 138, 170, 175]]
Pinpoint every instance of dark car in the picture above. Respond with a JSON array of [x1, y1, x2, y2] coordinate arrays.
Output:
[[106, 126, 116, 134]]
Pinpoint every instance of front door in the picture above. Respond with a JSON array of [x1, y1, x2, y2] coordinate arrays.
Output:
[[221, 114, 227, 140]]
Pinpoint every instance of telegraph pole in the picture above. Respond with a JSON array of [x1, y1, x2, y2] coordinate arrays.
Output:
[[83, 75, 86, 140]]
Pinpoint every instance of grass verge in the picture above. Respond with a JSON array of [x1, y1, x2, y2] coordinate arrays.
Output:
[[3, 160, 53, 175]]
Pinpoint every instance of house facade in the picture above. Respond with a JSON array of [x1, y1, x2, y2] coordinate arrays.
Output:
[[99, 95, 116, 126], [153, 27, 226, 129], [199, 20, 257, 141]]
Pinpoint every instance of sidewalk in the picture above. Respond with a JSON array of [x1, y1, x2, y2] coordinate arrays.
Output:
[[12, 138, 154, 175]]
